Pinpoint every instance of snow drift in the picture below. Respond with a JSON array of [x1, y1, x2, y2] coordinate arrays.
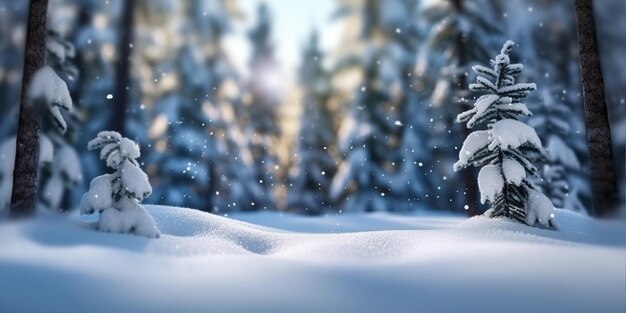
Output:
[[0, 206, 623, 313]]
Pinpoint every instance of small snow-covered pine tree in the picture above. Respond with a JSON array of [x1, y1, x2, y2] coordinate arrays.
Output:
[[80, 131, 159, 238], [454, 41, 555, 227]]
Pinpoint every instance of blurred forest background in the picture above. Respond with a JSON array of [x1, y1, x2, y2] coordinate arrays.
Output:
[[0, 0, 624, 216]]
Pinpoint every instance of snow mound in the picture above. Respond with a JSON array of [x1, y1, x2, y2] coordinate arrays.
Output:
[[0, 206, 622, 313]]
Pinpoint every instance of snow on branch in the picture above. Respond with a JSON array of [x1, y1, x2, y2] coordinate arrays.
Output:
[[81, 131, 159, 238], [28, 66, 73, 133]]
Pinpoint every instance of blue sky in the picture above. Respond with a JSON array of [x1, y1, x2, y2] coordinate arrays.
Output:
[[225, 0, 340, 78]]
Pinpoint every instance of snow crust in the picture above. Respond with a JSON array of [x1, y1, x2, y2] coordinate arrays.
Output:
[[0, 206, 623, 313]]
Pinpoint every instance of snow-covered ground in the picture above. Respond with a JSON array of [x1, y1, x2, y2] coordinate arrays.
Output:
[[0, 206, 623, 313]]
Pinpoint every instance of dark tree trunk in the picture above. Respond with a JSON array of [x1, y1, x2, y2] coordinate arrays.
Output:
[[573, 0, 619, 217], [452, 0, 480, 217], [207, 161, 218, 213], [10, 0, 49, 217], [110, 0, 135, 135]]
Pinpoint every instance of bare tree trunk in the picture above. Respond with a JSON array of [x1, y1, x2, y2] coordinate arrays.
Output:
[[452, 0, 480, 217], [10, 0, 49, 217], [110, 0, 135, 135], [573, 0, 619, 217]]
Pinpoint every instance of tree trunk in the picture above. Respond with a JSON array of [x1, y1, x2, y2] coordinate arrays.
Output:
[[10, 0, 49, 217], [452, 0, 480, 217], [110, 0, 135, 135], [573, 0, 619, 217]]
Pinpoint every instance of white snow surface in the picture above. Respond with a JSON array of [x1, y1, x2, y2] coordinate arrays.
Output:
[[0, 206, 623, 313]]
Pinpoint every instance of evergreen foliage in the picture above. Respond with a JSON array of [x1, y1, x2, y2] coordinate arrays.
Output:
[[419, 0, 504, 214], [454, 41, 555, 227], [287, 31, 336, 215], [245, 2, 281, 210], [81, 131, 159, 238], [38, 29, 83, 211]]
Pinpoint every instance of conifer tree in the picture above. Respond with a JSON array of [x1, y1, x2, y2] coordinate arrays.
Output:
[[331, 51, 398, 212], [454, 41, 555, 227], [245, 2, 281, 210], [287, 31, 336, 215], [420, 0, 503, 215], [331, 0, 431, 212], [81, 131, 159, 238], [37, 29, 82, 212], [529, 67, 589, 213]]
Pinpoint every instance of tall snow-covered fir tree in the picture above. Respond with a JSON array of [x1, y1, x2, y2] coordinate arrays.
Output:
[[531, 84, 589, 213], [286, 31, 336, 215], [383, 0, 436, 211], [146, 45, 216, 210], [245, 2, 281, 210], [69, 0, 126, 197], [330, 0, 441, 212], [331, 52, 398, 212], [8, 0, 51, 216], [419, 0, 504, 215], [503, 0, 590, 213], [454, 41, 555, 227], [330, 0, 424, 212], [190, 0, 267, 213], [145, 0, 265, 212]]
